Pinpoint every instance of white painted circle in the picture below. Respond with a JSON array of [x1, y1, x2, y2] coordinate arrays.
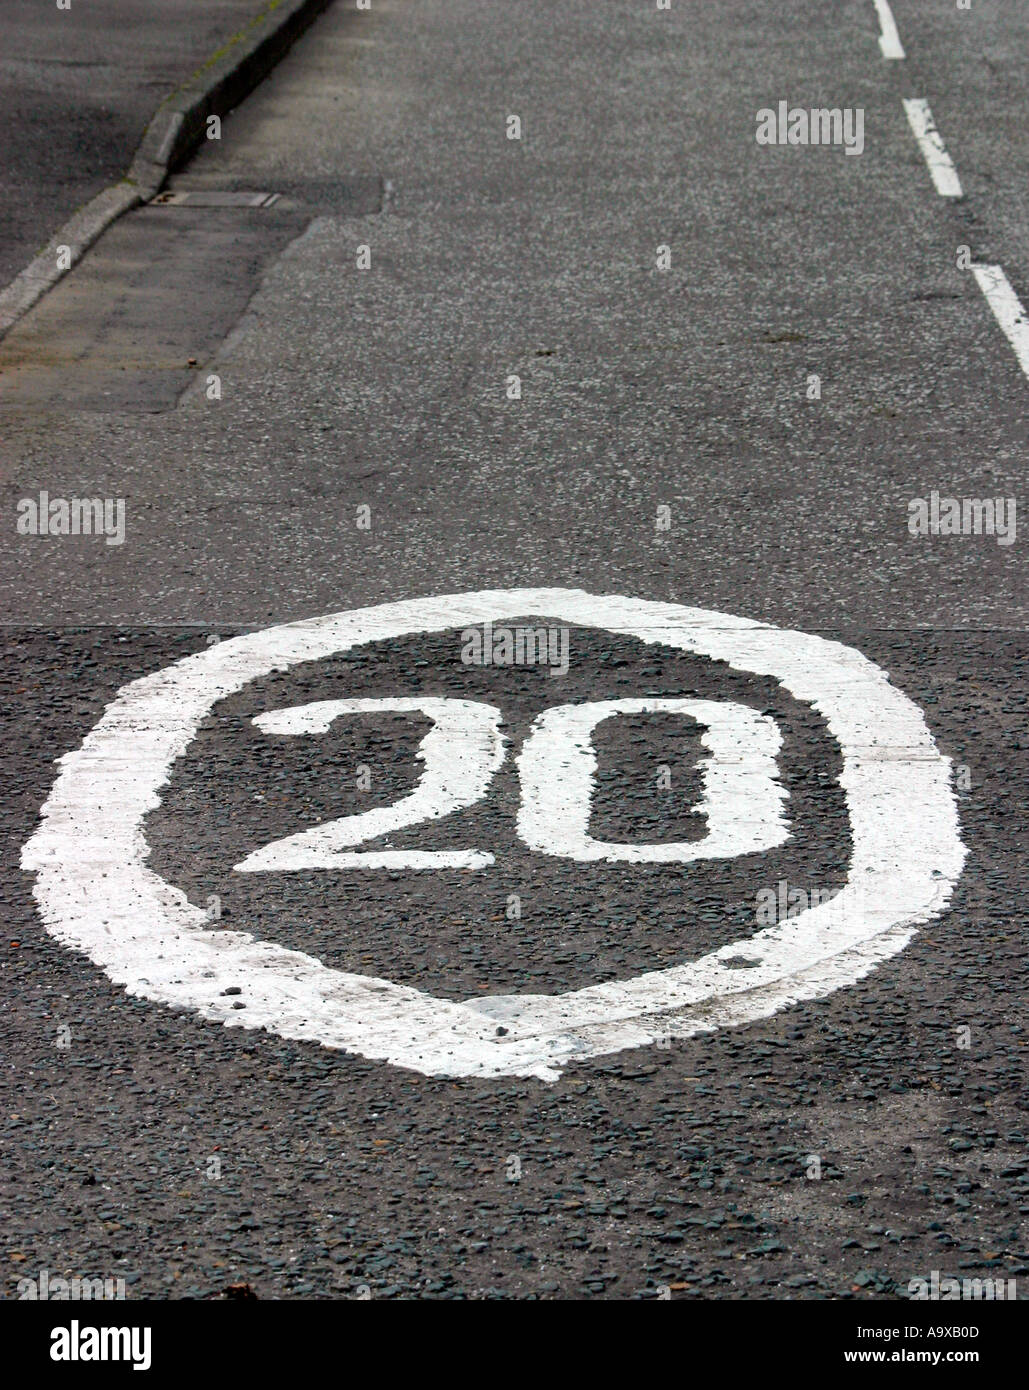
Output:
[[22, 589, 966, 1081]]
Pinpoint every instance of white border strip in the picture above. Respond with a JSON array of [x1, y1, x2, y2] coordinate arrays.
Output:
[[972, 263, 1029, 381], [873, 0, 905, 60], [903, 98, 963, 198]]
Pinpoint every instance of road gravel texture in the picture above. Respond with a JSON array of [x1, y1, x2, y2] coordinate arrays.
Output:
[[0, 0, 1026, 1300]]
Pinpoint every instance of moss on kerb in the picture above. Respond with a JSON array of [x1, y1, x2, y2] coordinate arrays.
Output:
[[136, 0, 305, 148], [193, 0, 287, 78], [153, 0, 292, 123]]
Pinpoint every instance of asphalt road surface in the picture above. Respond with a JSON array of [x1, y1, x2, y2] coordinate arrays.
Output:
[[1, 0, 1027, 1303]]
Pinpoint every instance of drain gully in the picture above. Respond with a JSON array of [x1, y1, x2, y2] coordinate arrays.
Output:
[[152, 191, 282, 208]]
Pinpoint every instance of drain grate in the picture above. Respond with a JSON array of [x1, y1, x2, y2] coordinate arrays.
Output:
[[152, 191, 281, 208]]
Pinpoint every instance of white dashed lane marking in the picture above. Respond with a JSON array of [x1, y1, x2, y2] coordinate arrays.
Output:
[[873, 0, 905, 60], [895, 75, 1029, 380], [903, 98, 963, 198], [971, 264, 1029, 381]]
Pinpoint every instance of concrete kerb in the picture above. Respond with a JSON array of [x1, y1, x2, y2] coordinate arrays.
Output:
[[0, 0, 337, 340]]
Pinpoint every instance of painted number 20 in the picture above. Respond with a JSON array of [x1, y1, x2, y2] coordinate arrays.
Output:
[[234, 696, 789, 873]]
